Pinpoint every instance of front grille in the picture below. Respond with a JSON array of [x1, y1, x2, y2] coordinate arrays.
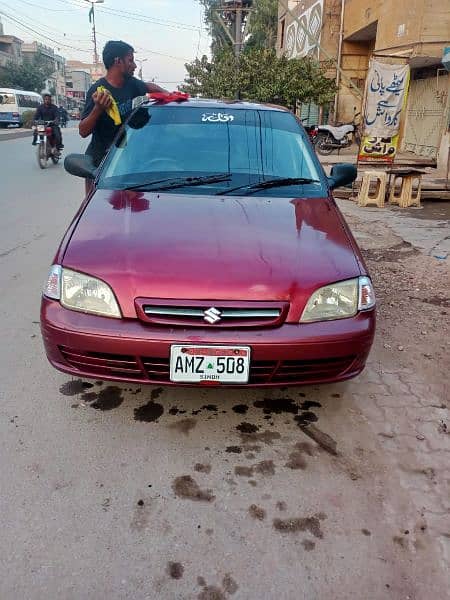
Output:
[[135, 299, 288, 329], [59, 346, 145, 379]]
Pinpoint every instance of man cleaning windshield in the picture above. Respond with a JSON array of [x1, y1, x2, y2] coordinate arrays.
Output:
[[79, 40, 166, 169]]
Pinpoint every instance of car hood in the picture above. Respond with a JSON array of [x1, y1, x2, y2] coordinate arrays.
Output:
[[62, 189, 361, 319]]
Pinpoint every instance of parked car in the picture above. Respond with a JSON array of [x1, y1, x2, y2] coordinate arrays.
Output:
[[41, 99, 375, 387], [69, 108, 80, 120]]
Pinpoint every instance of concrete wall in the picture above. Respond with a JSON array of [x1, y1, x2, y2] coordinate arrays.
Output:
[[337, 40, 373, 122], [344, 0, 450, 55], [343, 0, 382, 39]]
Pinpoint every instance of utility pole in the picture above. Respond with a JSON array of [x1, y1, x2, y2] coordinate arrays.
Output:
[[214, 1, 252, 58], [234, 5, 243, 57], [85, 0, 104, 70], [214, 1, 252, 98]]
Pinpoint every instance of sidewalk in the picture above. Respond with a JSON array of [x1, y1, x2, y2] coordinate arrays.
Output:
[[0, 127, 30, 141], [319, 145, 450, 197]]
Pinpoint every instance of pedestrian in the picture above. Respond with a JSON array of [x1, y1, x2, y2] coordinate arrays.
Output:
[[79, 40, 166, 187], [32, 93, 64, 149]]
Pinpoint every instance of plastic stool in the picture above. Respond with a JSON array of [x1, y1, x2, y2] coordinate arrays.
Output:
[[388, 173, 422, 208], [357, 171, 387, 208]]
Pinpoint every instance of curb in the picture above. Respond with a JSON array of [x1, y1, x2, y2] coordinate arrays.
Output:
[[0, 130, 31, 141]]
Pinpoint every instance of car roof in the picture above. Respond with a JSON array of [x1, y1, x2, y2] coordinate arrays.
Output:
[[145, 97, 290, 113]]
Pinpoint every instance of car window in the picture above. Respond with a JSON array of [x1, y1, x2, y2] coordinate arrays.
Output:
[[99, 106, 325, 197]]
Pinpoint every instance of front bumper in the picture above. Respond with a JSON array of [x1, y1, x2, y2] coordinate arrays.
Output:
[[41, 298, 375, 387]]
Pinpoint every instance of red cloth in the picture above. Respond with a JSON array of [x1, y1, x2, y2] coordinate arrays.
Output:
[[148, 91, 190, 104]]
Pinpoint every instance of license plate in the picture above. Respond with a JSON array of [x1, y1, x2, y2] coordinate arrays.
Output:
[[170, 345, 250, 383]]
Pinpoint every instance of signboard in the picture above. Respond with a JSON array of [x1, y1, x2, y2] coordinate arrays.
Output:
[[358, 60, 410, 163]]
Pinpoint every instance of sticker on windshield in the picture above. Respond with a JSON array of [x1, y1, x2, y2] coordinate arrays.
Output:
[[201, 112, 234, 123]]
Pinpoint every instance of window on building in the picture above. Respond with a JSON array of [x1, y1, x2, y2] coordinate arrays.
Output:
[[280, 18, 286, 49]]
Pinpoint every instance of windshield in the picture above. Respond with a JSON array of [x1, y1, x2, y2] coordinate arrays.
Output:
[[98, 106, 326, 197]]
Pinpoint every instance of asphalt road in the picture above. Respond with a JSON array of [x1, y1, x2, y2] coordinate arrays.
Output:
[[0, 130, 448, 599]]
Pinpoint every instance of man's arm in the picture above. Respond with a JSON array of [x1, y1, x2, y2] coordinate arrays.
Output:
[[79, 90, 113, 138], [145, 81, 168, 94], [34, 106, 43, 121]]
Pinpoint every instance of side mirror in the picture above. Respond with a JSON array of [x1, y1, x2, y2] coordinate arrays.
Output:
[[64, 153, 97, 180], [328, 163, 357, 189]]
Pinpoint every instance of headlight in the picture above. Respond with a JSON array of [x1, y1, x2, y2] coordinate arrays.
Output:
[[43, 266, 121, 318], [300, 277, 375, 323]]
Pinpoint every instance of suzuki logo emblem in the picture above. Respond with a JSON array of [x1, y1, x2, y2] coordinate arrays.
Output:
[[204, 307, 222, 324]]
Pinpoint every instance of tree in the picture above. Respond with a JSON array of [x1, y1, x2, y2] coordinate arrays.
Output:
[[0, 54, 53, 93], [246, 0, 278, 50], [180, 48, 336, 108], [198, 0, 233, 56]]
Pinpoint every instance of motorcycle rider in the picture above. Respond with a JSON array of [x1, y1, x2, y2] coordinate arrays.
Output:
[[32, 93, 64, 150], [58, 105, 68, 127]]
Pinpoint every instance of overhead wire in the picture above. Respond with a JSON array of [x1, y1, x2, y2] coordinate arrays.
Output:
[[95, 30, 189, 63], [3, 0, 211, 74], [15, 0, 83, 12], [1, 1, 91, 42], [55, 0, 204, 33], [0, 9, 92, 53]]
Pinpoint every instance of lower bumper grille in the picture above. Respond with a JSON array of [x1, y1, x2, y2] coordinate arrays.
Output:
[[59, 346, 145, 379], [142, 356, 357, 383], [59, 347, 357, 385]]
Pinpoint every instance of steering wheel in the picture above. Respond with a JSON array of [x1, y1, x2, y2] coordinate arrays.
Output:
[[146, 157, 180, 170]]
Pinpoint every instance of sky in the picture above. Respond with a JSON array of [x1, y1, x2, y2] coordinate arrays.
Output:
[[0, 0, 212, 88]]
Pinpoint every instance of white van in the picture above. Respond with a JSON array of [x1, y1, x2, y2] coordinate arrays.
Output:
[[0, 88, 42, 127]]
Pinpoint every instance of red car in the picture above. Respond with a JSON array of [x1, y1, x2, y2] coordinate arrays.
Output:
[[41, 99, 375, 387]]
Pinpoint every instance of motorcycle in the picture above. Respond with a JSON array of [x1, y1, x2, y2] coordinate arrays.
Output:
[[302, 119, 318, 145], [34, 120, 61, 169], [314, 110, 361, 156]]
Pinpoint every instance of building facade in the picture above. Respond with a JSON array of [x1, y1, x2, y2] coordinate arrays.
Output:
[[340, 0, 450, 163], [22, 41, 67, 105], [65, 61, 94, 111], [0, 20, 23, 74], [277, 0, 344, 123], [278, 0, 450, 166]]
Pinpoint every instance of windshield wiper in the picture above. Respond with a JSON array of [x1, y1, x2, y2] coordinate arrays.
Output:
[[217, 177, 320, 196], [123, 173, 232, 192]]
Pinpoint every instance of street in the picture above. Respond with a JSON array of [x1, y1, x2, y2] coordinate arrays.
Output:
[[0, 129, 449, 599]]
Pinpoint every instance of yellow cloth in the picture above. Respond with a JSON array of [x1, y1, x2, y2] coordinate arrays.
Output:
[[96, 85, 121, 125]]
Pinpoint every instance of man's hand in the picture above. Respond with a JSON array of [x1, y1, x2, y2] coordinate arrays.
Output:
[[92, 90, 113, 111], [79, 90, 113, 138]]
